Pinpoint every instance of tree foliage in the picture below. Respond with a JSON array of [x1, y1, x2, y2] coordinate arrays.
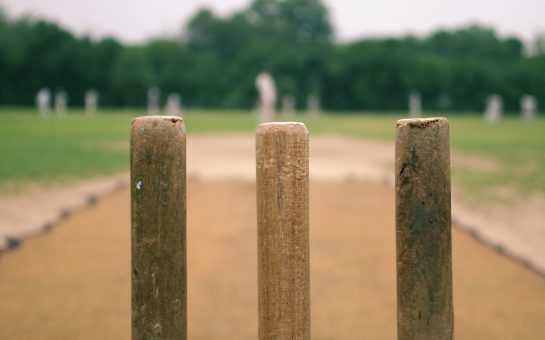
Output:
[[0, 1, 544, 112]]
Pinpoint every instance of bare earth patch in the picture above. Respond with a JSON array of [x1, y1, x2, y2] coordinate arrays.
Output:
[[453, 191, 545, 273], [186, 134, 393, 181], [0, 174, 127, 250], [1, 180, 544, 339], [2, 134, 544, 273], [0, 134, 544, 338], [187, 134, 545, 275]]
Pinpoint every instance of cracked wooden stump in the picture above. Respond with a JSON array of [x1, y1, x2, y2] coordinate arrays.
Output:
[[395, 117, 453, 340], [131, 116, 187, 340], [256, 122, 310, 340]]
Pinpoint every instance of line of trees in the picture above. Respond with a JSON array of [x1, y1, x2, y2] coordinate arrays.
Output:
[[1, 0, 544, 112]]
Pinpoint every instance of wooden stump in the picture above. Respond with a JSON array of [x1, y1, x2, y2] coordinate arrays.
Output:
[[256, 122, 310, 340], [395, 117, 453, 340], [131, 116, 187, 340]]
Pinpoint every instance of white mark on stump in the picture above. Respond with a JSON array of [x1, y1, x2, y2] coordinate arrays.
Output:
[[139, 127, 145, 134], [136, 181, 143, 190], [152, 322, 162, 335]]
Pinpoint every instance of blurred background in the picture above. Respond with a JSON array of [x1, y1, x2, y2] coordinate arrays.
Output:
[[1, 0, 544, 339], [1, 0, 544, 110]]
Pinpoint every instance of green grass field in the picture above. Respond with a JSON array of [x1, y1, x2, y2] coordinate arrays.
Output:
[[1, 108, 543, 200]]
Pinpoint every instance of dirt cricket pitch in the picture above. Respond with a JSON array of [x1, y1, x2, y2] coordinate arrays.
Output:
[[1, 179, 545, 339]]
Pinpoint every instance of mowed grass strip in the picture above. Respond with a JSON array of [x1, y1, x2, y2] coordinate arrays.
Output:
[[0, 110, 132, 190], [1, 109, 544, 197]]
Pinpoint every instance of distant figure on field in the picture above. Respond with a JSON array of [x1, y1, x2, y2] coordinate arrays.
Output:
[[520, 95, 537, 121], [147, 86, 160, 115], [307, 93, 320, 117], [85, 90, 98, 116], [36, 88, 51, 117], [409, 91, 422, 117], [256, 72, 277, 123], [484, 95, 502, 123], [281, 95, 296, 117], [165, 93, 182, 116], [55, 90, 67, 116]]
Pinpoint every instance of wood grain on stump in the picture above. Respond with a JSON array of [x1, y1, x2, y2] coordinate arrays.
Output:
[[395, 117, 454, 340], [256, 122, 310, 340], [131, 116, 187, 340]]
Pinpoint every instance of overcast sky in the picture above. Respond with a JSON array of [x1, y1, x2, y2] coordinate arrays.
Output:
[[3, 0, 545, 43]]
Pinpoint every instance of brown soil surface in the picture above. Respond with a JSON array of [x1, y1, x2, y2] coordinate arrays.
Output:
[[0, 174, 127, 250], [1, 180, 544, 339], [4, 134, 544, 274]]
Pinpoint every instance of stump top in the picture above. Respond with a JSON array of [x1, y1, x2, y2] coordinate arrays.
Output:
[[131, 115, 183, 125], [257, 122, 308, 134], [396, 117, 447, 129]]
